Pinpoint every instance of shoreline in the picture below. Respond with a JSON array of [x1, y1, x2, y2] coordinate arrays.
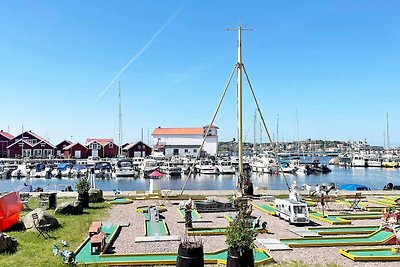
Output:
[[23, 189, 400, 198]]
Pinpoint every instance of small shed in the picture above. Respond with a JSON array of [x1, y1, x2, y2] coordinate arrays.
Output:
[[63, 143, 88, 159], [122, 141, 152, 158]]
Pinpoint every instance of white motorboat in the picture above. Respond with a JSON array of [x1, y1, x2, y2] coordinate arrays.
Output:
[[216, 159, 236, 174], [159, 162, 182, 176], [139, 158, 158, 175], [195, 159, 218, 174], [279, 161, 298, 174], [351, 153, 367, 167], [70, 164, 88, 178], [113, 159, 135, 177], [94, 161, 113, 178], [367, 154, 382, 167], [51, 163, 72, 178], [11, 164, 29, 178], [29, 163, 51, 178], [131, 157, 145, 171]]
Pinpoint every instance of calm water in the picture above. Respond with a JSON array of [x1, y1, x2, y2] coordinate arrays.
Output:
[[1, 157, 399, 192]]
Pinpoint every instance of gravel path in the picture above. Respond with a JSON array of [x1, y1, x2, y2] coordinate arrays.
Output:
[[105, 195, 400, 266]]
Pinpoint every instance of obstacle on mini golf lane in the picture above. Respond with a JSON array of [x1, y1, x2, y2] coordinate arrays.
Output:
[[308, 225, 381, 235], [340, 247, 400, 261], [177, 208, 202, 221], [74, 224, 273, 265], [281, 228, 397, 247], [136, 205, 167, 213], [107, 197, 133, 205], [336, 198, 386, 212]]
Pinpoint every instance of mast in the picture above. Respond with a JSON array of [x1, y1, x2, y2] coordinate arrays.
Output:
[[253, 109, 257, 155], [386, 112, 390, 149], [276, 114, 279, 151], [118, 82, 123, 157], [296, 108, 300, 154], [226, 24, 252, 194], [237, 25, 244, 188], [259, 122, 262, 152]]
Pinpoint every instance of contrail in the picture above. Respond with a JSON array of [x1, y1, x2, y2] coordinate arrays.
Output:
[[95, 5, 184, 102]]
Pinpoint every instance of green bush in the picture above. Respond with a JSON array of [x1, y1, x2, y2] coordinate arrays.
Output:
[[225, 211, 256, 251], [76, 176, 90, 194]]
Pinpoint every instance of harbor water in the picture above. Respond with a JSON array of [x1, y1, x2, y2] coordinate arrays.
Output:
[[1, 157, 399, 193]]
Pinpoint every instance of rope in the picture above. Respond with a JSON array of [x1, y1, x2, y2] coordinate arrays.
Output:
[[180, 64, 238, 195], [243, 64, 291, 191]]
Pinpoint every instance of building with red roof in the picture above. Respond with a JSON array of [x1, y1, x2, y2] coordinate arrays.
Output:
[[152, 125, 218, 156], [7, 131, 55, 158], [122, 141, 152, 158], [63, 143, 88, 159], [0, 130, 14, 158], [85, 138, 119, 158]]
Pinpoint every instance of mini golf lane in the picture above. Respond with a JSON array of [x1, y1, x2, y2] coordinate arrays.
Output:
[[187, 226, 267, 236], [74, 225, 273, 265], [145, 220, 169, 236], [108, 198, 133, 204], [143, 212, 169, 236], [340, 248, 400, 261], [252, 203, 276, 215], [177, 208, 202, 221], [308, 225, 380, 235], [281, 229, 396, 247], [308, 212, 351, 225]]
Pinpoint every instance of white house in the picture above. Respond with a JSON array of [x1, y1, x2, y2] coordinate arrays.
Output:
[[152, 125, 218, 157]]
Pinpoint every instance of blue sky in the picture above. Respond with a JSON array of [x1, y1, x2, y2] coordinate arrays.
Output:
[[1, 1, 399, 146]]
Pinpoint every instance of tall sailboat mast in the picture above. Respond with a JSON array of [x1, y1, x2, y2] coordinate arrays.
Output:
[[296, 108, 300, 154], [386, 112, 390, 149], [237, 26, 244, 187], [118, 81, 123, 157], [253, 109, 257, 155]]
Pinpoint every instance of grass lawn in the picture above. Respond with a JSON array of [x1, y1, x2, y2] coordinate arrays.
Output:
[[0, 196, 110, 267]]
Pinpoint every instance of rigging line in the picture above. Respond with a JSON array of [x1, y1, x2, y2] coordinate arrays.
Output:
[[242, 64, 291, 191], [180, 64, 238, 195]]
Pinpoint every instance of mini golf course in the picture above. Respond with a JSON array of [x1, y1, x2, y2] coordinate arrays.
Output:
[[280, 229, 396, 247], [74, 224, 273, 265], [308, 225, 380, 235], [340, 248, 400, 261]]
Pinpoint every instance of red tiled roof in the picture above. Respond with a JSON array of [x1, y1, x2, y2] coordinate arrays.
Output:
[[0, 130, 14, 140], [152, 128, 204, 135], [86, 138, 114, 146]]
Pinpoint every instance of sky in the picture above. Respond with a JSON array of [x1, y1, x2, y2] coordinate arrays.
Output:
[[1, 1, 400, 147]]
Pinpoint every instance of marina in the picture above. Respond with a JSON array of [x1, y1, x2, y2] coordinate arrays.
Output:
[[1, 156, 400, 193]]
